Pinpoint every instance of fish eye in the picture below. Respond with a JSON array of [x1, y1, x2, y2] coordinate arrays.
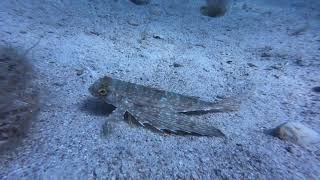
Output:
[[98, 88, 108, 96]]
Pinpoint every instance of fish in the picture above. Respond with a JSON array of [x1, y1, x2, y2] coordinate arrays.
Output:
[[89, 76, 241, 137]]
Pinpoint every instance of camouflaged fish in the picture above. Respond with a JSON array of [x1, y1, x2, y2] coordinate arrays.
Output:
[[89, 76, 241, 137]]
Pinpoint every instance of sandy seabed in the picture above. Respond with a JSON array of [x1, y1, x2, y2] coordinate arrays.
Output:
[[0, 0, 319, 179]]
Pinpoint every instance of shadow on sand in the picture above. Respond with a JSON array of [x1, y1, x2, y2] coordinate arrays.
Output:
[[80, 97, 116, 117]]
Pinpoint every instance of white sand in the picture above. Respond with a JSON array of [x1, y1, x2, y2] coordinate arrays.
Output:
[[0, 0, 319, 179]]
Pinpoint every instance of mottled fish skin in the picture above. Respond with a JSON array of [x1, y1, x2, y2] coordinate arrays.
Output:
[[124, 106, 225, 137], [89, 76, 239, 137], [89, 76, 239, 113]]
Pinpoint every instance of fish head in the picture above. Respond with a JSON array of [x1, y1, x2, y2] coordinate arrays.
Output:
[[89, 77, 117, 104]]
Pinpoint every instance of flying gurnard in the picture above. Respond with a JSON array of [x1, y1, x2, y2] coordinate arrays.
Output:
[[89, 76, 241, 137]]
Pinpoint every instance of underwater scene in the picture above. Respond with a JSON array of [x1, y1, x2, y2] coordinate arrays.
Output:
[[0, 0, 319, 179]]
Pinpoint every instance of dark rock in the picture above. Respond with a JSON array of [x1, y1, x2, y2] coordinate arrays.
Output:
[[285, 146, 294, 153], [127, 20, 139, 26], [130, 0, 150, 5], [312, 86, 320, 93], [89, 31, 100, 36], [172, 63, 183, 68], [75, 69, 85, 76], [247, 63, 257, 67], [201, 0, 231, 17], [152, 34, 163, 39], [261, 52, 272, 58]]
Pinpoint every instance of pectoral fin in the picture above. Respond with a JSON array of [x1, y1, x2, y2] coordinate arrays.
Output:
[[178, 97, 241, 115], [124, 106, 225, 137]]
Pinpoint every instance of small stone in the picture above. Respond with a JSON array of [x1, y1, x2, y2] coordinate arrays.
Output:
[[270, 64, 283, 70], [312, 86, 320, 93], [201, 0, 230, 17], [203, 68, 209, 72], [75, 69, 85, 76], [52, 82, 65, 87], [194, 44, 206, 48], [247, 63, 257, 67], [130, 0, 150, 5], [285, 146, 294, 153], [273, 75, 280, 79], [273, 122, 320, 147], [89, 31, 100, 36], [127, 20, 139, 26], [261, 52, 272, 58], [171, 63, 183, 68], [152, 34, 163, 39], [19, 31, 27, 34], [294, 59, 305, 66]]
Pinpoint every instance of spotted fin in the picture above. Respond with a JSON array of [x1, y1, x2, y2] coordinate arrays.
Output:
[[178, 96, 241, 115], [124, 105, 225, 137]]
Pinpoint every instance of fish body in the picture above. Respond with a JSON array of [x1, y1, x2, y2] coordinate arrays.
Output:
[[90, 76, 240, 137]]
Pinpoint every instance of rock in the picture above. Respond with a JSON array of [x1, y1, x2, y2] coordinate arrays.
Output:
[[261, 52, 272, 58], [75, 69, 85, 76], [0, 46, 38, 152], [127, 20, 139, 26], [170, 63, 183, 68], [312, 86, 320, 93], [247, 63, 257, 68], [129, 0, 150, 5], [152, 34, 163, 40], [201, 0, 231, 17], [273, 122, 320, 147]]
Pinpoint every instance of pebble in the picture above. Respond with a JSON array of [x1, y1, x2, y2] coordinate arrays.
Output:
[[247, 63, 257, 68], [312, 86, 320, 93], [171, 63, 183, 68], [127, 20, 139, 26], [201, 0, 230, 17], [130, 0, 150, 5], [273, 122, 320, 147], [75, 69, 85, 76]]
